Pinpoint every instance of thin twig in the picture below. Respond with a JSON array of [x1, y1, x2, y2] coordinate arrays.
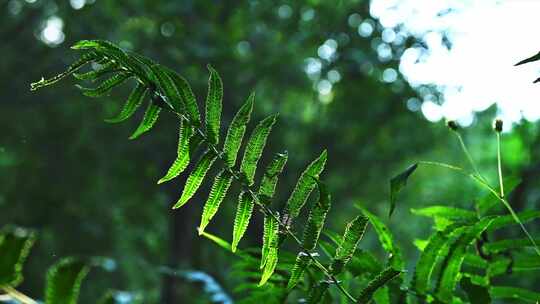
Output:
[[0, 286, 37, 304]]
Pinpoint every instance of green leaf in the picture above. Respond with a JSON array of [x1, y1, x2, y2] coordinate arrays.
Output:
[[158, 121, 195, 184], [173, 149, 217, 209], [105, 83, 148, 123], [0, 227, 35, 287], [45, 258, 90, 304], [205, 65, 223, 144], [436, 218, 495, 303], [73, 61, 118, 81], [486, 210, 540, 231], [30, 51, 101, 91], [258, 244, 278, 286], [484, 237, 540, 254], [199, 170, 234, 234], [232, 191, 255, 252], [260, 215, 279, 269], [411, 206, 477, 223], [199, 230, 234, 253], [165, 69, 200, 125], [240, 115, 278, 185], [460, 277, 491, 304], [389, 163, 417, 217], [76, 71, 131, 97], [413, 223, 463, 294], [222, 93, 254, 167], [149, 64, 185, 114], [361, 207, 404, 269], [330, 214, 368, 275], [477, 177, 520, 215], [490, 286, 540, 303], [515, 51, 540, 66], [285, 150, 327, 218], [258, 151, 288, 203], [356, 267, 401, 303], [129, 98, 162, 140]]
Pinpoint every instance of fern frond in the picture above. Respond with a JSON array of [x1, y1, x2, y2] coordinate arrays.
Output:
[[330, 214, 368, 275], [231, 191, 255, 252], [30, 51, 102, 91], [205, 65, 223, 144], [258, 244, 278, 286], [285, 150, 327, 219], [165, 69, 201, 125], [158, 120, 195, 184], [45, 258, 90, 304], [0, 227, 36, 287], [76, 71, 132, 97], [173, 149, 217, 209], [105, 83, 148, 123], [149, 64, 186, 114], [361, 207, 404, 269], [286, 254, 310, 290], [240, 114, 278, 185], [129, 98, 162, 140], [222, 93, 254, 167], [199, 170, 234, 234]]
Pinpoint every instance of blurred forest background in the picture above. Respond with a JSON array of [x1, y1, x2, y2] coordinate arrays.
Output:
[[1, 0, 539, 303]]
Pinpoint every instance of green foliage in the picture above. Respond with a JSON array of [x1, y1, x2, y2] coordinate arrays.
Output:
[[28, 39, 540, 304]]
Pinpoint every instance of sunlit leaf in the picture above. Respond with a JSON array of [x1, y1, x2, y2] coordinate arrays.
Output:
[[205, 65, 223, 144], [285, 150, 327, 218], [173, 150, 217, 209], [222, 93, 254, 167], [361, 207, 404, 269], [158, 120, 195, 184], [232, 191, 255, 252], [330, 213, 368, 275], [199, 170, 234, 234], [240, 114, 277, 185], [165, 69, 200, 125], [260, 215, 279, 269], [258, 151, 288, 204], [129, 98, 162, 140]]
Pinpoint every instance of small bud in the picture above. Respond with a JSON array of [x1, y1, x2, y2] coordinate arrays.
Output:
[[493, 118, 503, 133], [446, 120, 459, 131]]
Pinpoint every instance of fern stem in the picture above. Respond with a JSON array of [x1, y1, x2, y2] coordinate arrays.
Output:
[[0, 286, 37, 304], [159, 95, 358, 302], [496, 132, 504, 198]]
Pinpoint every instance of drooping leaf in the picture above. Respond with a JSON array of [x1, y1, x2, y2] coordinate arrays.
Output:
[[260, 215, 279, 269], [45, 258, 90, 304], [76, 71, 131, 97], [285, 150, 327, 218], [231, 191, 255, 252], [460, 277, 491, 304], [105, 82, 147, 123], [356, 267, 401, 304], [258, 151, 288, 204], [173, 150, 217, 209], [240, 114, 278, 185], [205, 65, 223, 144], [158, 121, 195, 184], [411, 206, 477, 223], [361, 207, 404, 269], [330, 214, 368, 275], [129, 98, 162, 140], [222, 93, 254, 167], [0, 227, 36, 287], [436, 218, 495, 303], [515, 51, 540, 66], [165, 69, 201, 125], [199, 170, 234, 234], [389, 163, 417, 217], [30, 51, 102, 91], [73, 61, 118, 81], [490, 286, 540, 303]]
